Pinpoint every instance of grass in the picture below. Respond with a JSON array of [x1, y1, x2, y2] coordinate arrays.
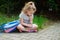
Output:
[[33, 15, 48, 30], [0, 12, 48, 30], [0, 13, 18, 25]]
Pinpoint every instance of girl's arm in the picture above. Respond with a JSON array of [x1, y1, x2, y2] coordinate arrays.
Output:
[[20, 18, 32, 27], [29, 16, 33, 24]]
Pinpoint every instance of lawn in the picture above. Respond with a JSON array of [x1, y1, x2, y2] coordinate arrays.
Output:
[[0, 12, 48, 30]]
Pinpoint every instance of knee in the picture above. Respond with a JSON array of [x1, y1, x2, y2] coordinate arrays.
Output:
[[33, 24, 38, 28], [17, 24, 24, 29], [33, 24, 38, 29]]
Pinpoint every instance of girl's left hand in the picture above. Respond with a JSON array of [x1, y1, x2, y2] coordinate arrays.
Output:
[[27, 24, 33, 27]]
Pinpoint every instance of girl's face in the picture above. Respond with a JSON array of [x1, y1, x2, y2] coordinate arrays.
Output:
[[26, 9, 34, 16]]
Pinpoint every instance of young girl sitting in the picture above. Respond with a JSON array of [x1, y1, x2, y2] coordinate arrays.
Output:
[[17, 1, 38, 32]]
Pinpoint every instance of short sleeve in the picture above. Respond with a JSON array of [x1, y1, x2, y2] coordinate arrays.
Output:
[[19, 12, 24, 18]]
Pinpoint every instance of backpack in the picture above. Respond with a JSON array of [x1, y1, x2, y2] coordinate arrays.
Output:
[[0, 20, 20, 33]]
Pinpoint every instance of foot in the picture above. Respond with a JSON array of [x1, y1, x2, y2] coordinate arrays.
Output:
[[28, 29, 38, 32]]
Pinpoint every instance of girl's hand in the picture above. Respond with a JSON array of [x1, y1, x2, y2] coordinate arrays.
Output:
[[27, 24, 33, 27]]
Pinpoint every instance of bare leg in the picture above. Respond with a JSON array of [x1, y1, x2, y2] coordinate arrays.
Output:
[[17, 24, 25, 32], [25, 24, 38, 32], [17, 24, 29, 32], [31, 24, 38, 32]]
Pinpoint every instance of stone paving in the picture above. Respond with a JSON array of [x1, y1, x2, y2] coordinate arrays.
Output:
[[0, 23, 60, 40]]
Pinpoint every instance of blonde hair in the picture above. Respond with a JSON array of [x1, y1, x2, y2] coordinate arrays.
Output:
[[21, 1, 36, 13]]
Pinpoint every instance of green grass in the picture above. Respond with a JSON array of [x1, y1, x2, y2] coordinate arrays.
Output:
[[0, 13, 18, 25], [33, 15, 48, 30], [0, 13, 48, 30]]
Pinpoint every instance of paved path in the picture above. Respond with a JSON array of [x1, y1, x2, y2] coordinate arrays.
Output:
[[0, 23, 60, 40]]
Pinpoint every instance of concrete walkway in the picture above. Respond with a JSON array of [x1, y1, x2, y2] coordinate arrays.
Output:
[[0, 23, 60, 40]]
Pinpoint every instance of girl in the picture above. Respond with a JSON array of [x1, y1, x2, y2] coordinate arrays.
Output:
[[17, 1, 38, 32]]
